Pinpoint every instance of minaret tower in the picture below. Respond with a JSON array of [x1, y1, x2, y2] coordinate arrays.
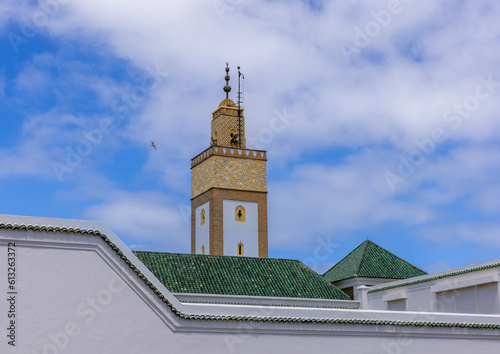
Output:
[[191, 63, 268, 257]]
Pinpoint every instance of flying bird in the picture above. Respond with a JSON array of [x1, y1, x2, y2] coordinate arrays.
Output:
[[150, 140, 157, 150]]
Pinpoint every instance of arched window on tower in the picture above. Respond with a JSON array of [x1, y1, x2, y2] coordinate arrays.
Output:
[[201, 244, 205, 255], [238, 242, 244, 256], [235, 205, 245, 222], [201, 209, 205, 226]]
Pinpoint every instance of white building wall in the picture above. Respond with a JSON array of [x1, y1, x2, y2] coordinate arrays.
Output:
[[223, 200, 258, 257], [406, 287, 439, 312], [364, 293, 386, 310], [195, 202, 209, 254], [0, 226, 179, 354], [364, 262, 500, 315]]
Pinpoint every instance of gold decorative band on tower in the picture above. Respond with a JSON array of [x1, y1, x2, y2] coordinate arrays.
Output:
[[191, 155, 267, 198]]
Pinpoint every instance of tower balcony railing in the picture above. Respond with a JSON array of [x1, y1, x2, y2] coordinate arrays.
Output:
[[191, 146, 267, 168]]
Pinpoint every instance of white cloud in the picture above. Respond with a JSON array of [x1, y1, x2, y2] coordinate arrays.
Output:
[[0, 0, 23, 28], [268, 148, 435, 250], [82, 190, 190, 252], [419, 223, 500, 250], [0, 110, 80, 179], [425, 259, 454, 273], [413, 145, 500, 205], [14, 60, 51, 96], [25, 0, 498, 156]]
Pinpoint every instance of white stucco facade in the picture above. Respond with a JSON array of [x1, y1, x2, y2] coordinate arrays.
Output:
[[361, 260, 500, 315], [2, 214, 500, 354], [195, 202, 209, 254], [222, 200, 258, 257]]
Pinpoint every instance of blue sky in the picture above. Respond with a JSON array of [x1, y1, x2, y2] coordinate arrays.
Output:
[[2, 0, 500, 274]]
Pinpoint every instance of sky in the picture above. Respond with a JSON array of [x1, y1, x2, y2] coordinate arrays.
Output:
[[1, 0, 500, 274]]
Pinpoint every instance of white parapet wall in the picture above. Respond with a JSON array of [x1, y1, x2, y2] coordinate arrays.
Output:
[[365, 260, 500, 314], [174, 292, 359, 309], [1, 214, 500, 354]]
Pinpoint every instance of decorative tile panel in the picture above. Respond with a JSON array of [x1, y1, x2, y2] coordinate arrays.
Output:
[[192, 155, 267, 198]]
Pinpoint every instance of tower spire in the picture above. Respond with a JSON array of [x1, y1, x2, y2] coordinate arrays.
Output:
[[223, 62, 231, 99]]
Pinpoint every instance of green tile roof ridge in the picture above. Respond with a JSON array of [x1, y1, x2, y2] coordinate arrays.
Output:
[[132, 250, 351, 300], [0, 222, 103, 235], [368, 261, 500, 293], [323, 240, 427, 283], [3, 222, 500, 330]]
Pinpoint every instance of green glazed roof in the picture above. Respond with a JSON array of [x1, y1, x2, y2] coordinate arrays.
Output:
[[133, 251, 350, 300], [323, 240, 427, 283]]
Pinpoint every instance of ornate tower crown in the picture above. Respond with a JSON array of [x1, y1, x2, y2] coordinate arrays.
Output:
[[211, 64, 245, 149]]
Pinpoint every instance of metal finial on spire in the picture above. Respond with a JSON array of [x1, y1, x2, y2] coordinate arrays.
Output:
[[237, 65, 244, 148], [223, 62, 231, 99]]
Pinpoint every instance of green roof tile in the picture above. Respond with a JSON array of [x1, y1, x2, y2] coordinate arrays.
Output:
[[133, 251, 350, 300], [323, 240, 427, 283]]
